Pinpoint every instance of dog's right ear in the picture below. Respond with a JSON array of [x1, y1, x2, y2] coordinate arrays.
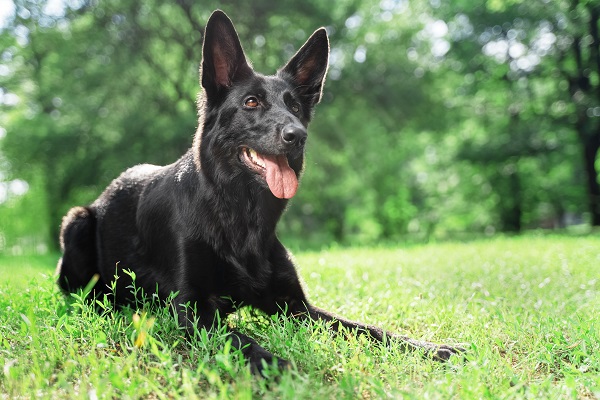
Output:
[[201, 10, 253, 99]]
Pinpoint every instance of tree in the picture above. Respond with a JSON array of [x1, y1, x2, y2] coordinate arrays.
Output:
[[427, 0, 590, 230], [559, 1, 600, 225], [3, 0, 593, 252]]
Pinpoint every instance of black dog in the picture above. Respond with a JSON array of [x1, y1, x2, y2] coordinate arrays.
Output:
[[57, 10, 462, 374]]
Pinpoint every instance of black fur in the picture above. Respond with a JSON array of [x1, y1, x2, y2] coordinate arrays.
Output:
[[57, 10, 463, 375]]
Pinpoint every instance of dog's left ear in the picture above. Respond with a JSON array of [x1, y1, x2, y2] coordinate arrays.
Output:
[[279, 28, 330, 107], [201, 10, 253, 98]]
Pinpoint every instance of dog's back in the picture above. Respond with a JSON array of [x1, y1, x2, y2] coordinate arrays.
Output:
[[59, 160, 164, 298]]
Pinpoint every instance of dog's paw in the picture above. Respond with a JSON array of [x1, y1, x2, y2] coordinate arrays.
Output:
[[428, 343, 467, 362], [397, 336, 467, 362], [250, 354, 291, 378]]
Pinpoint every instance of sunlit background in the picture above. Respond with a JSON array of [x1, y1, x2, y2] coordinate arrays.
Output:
[[1, 0, 598, 254]]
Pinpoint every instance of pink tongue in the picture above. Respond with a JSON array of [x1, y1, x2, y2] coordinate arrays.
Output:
[[260, 154, 298, 199]]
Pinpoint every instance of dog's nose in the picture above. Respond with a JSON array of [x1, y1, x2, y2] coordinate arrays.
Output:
[[281, 125, 307, 147]]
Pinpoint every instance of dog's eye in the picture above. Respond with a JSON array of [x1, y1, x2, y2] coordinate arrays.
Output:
[[244, 97, 259, 108], [290, 103, 300, 113]]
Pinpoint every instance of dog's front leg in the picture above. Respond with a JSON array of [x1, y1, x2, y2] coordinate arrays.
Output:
[[269, 291, 464, 361], [301, 305, 464, 361], [227, 330, 290, 374], [175, 300, 288, 375], [268, 243, 465, 362]]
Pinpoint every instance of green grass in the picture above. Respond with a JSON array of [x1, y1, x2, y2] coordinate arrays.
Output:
[[1, 235, 599, 398]]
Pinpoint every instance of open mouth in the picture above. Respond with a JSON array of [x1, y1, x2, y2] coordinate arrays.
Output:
[[242, 147, 267, 173], [239, 146, 298, 199]]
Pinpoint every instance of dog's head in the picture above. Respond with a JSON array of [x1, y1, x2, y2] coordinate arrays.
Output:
[[194, 10, 329, 200]]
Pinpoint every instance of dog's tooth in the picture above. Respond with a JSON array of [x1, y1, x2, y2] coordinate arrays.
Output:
[[245, 148, 266, 169]]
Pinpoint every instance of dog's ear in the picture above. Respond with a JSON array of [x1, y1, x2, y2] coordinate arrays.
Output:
[[201, 10, 253, 98], [279, 28, 330, 107]]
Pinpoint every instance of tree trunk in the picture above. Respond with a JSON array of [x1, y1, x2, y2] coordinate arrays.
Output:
[[582, 134, 600, 226], [45, 177, 64, 252], [565, 2, 600, 226], [499, 169, 522, 232]]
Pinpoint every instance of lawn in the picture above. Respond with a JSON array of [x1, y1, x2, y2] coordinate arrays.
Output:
[[0, 235, 598, 398]]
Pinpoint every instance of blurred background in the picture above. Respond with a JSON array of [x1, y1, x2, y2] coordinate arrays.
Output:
[[0, 0, 598, 254]]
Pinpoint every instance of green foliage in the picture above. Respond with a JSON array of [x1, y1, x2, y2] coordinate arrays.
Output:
[[1, 236, 599, 397], [0, 0, 597, 250], [427, 0, 597, 229]]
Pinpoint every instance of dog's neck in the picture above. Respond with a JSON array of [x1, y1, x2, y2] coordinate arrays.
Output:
[[180, 149, 287, 261], [208, 181, 287, 262]]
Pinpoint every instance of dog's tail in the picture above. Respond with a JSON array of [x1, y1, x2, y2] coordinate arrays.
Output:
[[56, 206, 102, 295]]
